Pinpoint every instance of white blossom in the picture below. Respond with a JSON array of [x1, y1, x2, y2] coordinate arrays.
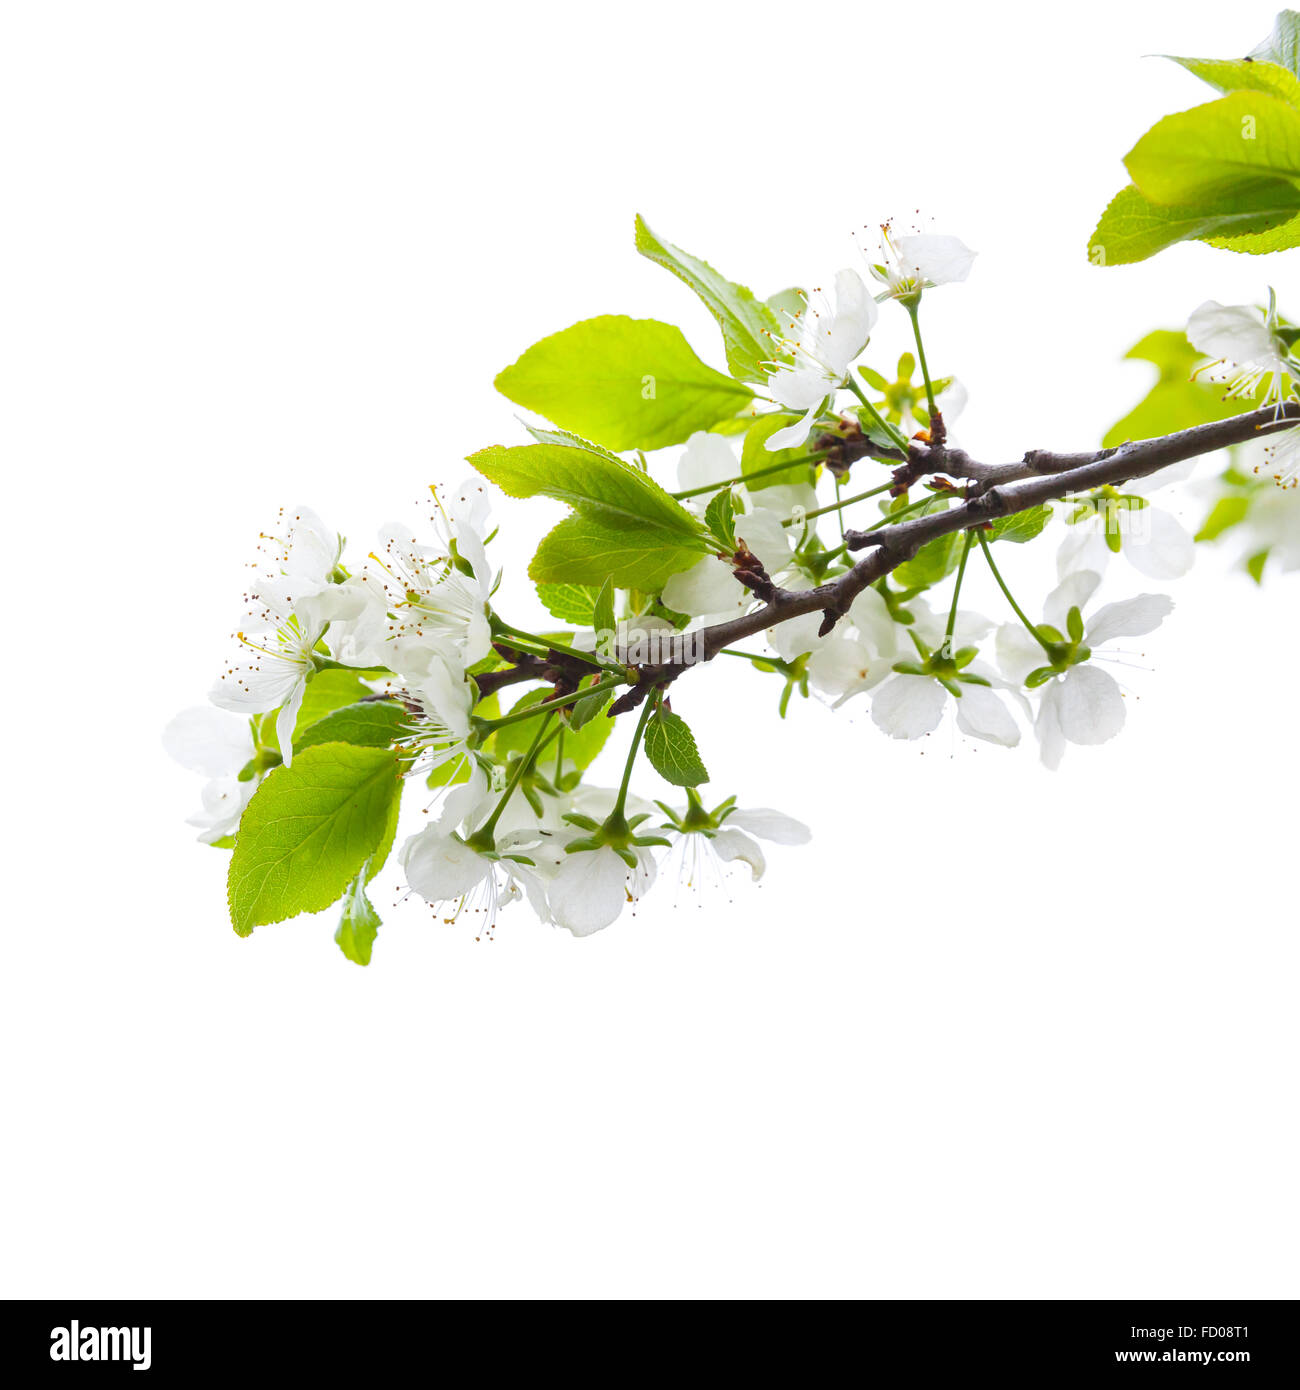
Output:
[[758, 270, 878, 451], [162, 705, 256, 844], [996, 570, 1172, 769]]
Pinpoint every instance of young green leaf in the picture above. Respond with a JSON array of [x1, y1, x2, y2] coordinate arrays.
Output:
[[227, 743, 402, 937], [1103, 330, 1255, 447], [1088, 182, 1300, 265], [988, 505, 1053, 544], [1166, 54, 1300, 107], [564, 682, 614, 744], [644, 708, 710, 787], [634, 215, 782, 382], [704, 488, 737, 550], [296, 699, 409, 751], [1250, 10, 1300, 77], [1125, 91, 1300, 207], [335, 870, 382, 966], [529, 511, 708, 592], [1195, 495, 1251, 541], [496, 315, 753, 451], [535, 582, 602, 625], [592, 577, 616, 638], [469, 441, 704, 538]]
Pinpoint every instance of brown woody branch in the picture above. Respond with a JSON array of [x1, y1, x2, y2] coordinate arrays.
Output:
[[635, 403, 1300, 689]]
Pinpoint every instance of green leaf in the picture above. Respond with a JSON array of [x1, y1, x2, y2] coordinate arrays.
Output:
[[644, 708, 709, 787], [294, 668, 390, 741], [496, 316, 752, 452], [335, 871, 381, 967], [1250, 11, 1300, 77], [1167, 54, 1300, 107], [227, 743, 402, 936], [1088, 182, 1300, 265], [1246, 547, 1271, 582], [535, 581, 601, 625], [469, 441, 704, 538], [1103, 329, 1256, 448], [592, 577, 616, 637], [492, 689, 557, 761], [989, 505, 1052, 544], [1200, 205, 1300, 253], [893, 503, 962, 587], [704, 488, 737, 549], [1195, 495, 1251, 541], [1125, 91, 1300, 207], [530, 511, 706, 592], [296, 699, 409, 751], [634, 214, 781, 382], [561, 687, 615, 760], [741, 413, 819, 490]]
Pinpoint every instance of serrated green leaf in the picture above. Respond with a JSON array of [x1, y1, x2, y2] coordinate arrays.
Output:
[[989, 505, 1052, 544], [246, 667, 391, 755], [535, 582, 601, 625], [634, 215, 781, 382], [296, 699, 409, 751], [1088, 182, 1300, 265], [644, 708, 709, 787], [228, 743, 402, 936], [1195, 494, 1252, 541], [563, 685, 615, 753], [593, 577, 616, 637], [1125, 91, 1300, 207], [1250, 11, 1300, 77], [704, 488, 737, 549], [469, 441, 704, 538], [1167, 54, 1300, 106], [335, 870, 381, 966], [530, 512, 707, 591], [496, 316, 752, 452]]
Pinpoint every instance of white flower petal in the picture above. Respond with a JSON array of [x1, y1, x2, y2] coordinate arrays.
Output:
[[1126, 508, 1194, 580], [662, 555, 746, 618], [735, 507, 792, 574], [709, 828, 767, 880], [677, 431, 740, 496], [725, 807, 811, 844], [1035, 682, 1067, 771], [1055, 665, 1126, 746], [1187, 300, 1275, 366], [894, 234, 977, 285], [768, 610, 828, 663], [274, 681, 306, 767], [546, 846, 635, 937], [870, 674, 947, 740], [764, 404, 820, 451], [1056, 521, 1111, 580], [163, 706, 253, 778], [1085, 593, 1173, 645], [400, 829, 491, 903], [995, 624, 1045, 685], [1043, 569, 1102, 632], [806, 636, 884, 705], [954, 683, 1020, 746]]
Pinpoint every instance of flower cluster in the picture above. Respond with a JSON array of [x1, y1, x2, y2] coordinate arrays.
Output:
[[166, 213, 1300, 962]]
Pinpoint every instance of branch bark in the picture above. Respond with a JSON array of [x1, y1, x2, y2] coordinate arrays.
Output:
[[644, 403, 1300, 684]]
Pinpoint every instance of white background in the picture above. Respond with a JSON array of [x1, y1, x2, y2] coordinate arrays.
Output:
[[3, 0, 1297, 1298]]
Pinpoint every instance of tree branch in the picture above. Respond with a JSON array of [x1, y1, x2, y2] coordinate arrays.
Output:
[[640, 403, 1300, 687]]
